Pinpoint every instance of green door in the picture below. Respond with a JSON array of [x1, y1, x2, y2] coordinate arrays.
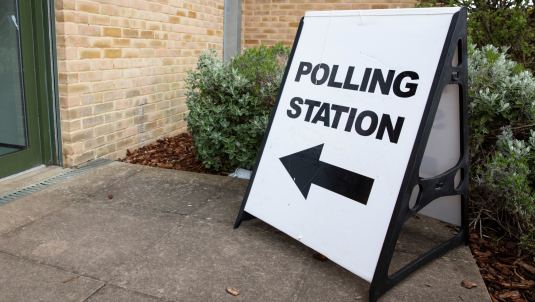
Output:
[[0, 0, 43, 179]]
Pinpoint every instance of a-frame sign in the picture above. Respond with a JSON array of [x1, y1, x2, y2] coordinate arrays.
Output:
[[235, 7, 468, 301]]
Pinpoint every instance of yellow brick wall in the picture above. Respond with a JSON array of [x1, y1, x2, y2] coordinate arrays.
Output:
[[242, 0, 416, 50], [54, 0, 224, 166]]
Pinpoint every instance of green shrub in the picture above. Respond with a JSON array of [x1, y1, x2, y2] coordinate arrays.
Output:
[[467, 44, 535, 165], [184, 43, 291, 171], [416, 0, 535, 71], [473, 127, 535, 250], [466, 43, 535, 249]]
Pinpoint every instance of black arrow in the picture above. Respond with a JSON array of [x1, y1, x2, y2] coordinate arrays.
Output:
[[279, 144, 374, 205]]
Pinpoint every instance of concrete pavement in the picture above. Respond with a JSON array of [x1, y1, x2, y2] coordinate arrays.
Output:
[[0, 162, 490, 301]]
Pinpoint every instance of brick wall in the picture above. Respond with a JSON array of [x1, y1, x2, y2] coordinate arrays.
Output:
[[242, 0, 416, 50], [54, 0, 224, 166]]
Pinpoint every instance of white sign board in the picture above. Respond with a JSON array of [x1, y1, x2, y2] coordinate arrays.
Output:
[[240, 7, 462, 282]]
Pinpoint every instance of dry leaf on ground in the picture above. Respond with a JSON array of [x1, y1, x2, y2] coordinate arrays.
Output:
[[226, 287, 240, 296], [62, 276, 79, 283], [461, 280, 477, 289], [313, 253, 328, 261]]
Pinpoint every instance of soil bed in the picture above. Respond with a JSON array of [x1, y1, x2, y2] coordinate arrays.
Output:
[[464, 226, 535, 302], [117, 132, 233, 176]]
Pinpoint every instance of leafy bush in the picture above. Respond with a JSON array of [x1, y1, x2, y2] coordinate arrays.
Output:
[[466, 44, 535, 250], [473, 128, 535, 244], [416, 0, 535, 71], [184, 43, 290, 171], [468, 44, 535, 166]]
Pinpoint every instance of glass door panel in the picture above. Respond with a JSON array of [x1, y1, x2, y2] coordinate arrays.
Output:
[[0, 0, 28, 156], [0, 0, 42, 178]]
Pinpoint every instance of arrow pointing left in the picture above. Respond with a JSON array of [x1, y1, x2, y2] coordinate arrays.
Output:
[[279, 144, 375, 205]]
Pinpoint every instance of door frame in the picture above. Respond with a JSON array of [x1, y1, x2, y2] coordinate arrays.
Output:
[[33, 0, 62, 167]]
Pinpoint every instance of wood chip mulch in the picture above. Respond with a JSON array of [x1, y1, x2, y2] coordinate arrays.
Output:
[[468, 229, 535, 302], [117, 132, 232, 176]]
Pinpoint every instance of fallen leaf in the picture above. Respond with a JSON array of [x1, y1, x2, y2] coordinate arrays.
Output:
[[226, 287, 240, 296], [62, 276, 79, 283], [461, 280, 477, 289], [108, 194, 113, 199], [313, 253, 328, 261]]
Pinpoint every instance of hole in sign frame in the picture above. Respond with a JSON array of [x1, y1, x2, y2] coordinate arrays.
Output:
[[452, 39, 462, 67], [408, 184, 422, 211], [454, 168, 463, 190]]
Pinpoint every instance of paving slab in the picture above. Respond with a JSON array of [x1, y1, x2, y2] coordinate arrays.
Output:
[[86, 284, 165, 302], [0, 252, 103, 302], [0, 162, 141, 235], [101, 168, 233, 214], [291, 244, 487, 302], [395, 214, 455, 255], [53, 161, 142, 199], [111, 216, 313, 302], [0, 185, 80, 236], [380, 247, 486, 302], [388, 214, 456, 274], [0, 162, 491, 302], [192, 177, 249, 224], [0, 201, 185, 281], [180, 176, 489, 301]]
